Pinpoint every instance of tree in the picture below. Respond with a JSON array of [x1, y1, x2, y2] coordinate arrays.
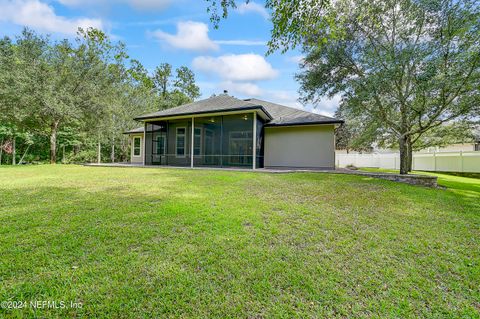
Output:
[[296, 0, 479, 174], [208, 0, 479, 174], [0, 28, 202, 165], [174, 66, 201, 100], [334, 104, 378, 153], [2, 28, 127, 164], [206, 0, 328, 53], [153, 64, 200, 109], [153, 63, 172, 98]]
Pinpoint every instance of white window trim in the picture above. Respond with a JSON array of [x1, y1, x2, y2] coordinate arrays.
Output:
[[175, 127, 186, 158], [133, 136, 141, 157]]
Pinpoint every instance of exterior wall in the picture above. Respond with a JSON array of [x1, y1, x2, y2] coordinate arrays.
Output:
[[130, 134, 144, 164], [264, 125, 335, 169]]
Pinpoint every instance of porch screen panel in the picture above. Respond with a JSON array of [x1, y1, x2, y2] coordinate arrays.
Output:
[[145, 122, 168, 165], [144, 123, 153, 165], [193, 116, 222, 167], [256, 117, 265, 168], [166, 119, 192, 167], [151, 121, 168, 165], [222, 113, 253, 167]]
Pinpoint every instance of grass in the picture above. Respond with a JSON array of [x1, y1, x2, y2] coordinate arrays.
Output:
[[0, 165, 479, 318]]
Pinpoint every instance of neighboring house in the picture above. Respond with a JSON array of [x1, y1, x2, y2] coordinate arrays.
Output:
[[124, 93, 343, 169]]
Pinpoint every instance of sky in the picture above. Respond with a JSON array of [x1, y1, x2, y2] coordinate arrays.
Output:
[[0, 0, 340, 116]]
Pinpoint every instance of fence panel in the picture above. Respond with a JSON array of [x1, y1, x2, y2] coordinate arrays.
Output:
[[336, 151, 480, 173]]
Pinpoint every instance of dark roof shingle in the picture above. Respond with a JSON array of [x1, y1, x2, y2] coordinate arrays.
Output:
[[244, 98, 342, 126], [135, 95, 266, 120], [133, 94, 342, 126]]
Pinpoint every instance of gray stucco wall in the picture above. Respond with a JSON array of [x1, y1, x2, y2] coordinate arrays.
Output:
[[130, 134, 144, 164], [264, 125, 335, 169]]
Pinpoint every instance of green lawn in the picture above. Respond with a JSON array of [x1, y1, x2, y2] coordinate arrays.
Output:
[[359, 167, 480, 198], [0, 165, 479, 318]]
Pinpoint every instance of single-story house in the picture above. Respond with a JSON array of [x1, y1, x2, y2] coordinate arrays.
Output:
[[124, 93, 343, 169]]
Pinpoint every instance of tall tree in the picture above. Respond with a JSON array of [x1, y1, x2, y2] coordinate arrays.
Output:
[[296, 0, 479, 174], [174, 66, 201, 100], [208, 0, 479, 174], [3, 28, 127, 164], [153, 63, 172, 98]]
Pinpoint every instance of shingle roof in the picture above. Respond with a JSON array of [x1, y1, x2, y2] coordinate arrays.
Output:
[[123, 126, 144, 134], [135, 95, 268, 120], [133, 94, 343, 126], [244, 98, 342, 126]]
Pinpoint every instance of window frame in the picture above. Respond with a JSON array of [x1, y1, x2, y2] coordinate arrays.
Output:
[[133, 136, 141, 157], [175, 127, 186, 158]]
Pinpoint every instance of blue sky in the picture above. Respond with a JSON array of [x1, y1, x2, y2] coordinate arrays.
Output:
[[0, 0, 339, 116]]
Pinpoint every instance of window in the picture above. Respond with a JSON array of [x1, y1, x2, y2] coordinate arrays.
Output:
[[176, 127, 186, 157], [194, 128, 202, 156], [156, 136, 165, 155], [133, 137, 141, 156]]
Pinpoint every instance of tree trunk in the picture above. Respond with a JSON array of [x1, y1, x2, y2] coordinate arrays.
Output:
[[399, 136, 409, 175], [406, 136, 413, 172], [97, 141, 101, 164], [50, 121, 59, 164], [12, 136, 16, 165]]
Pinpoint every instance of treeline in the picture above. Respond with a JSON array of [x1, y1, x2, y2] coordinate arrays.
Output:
[[0, 28, 200, 165]]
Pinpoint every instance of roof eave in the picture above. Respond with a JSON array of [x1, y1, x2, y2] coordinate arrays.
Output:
[[134, 105, 273, 121], [265, 120, 344, 127]]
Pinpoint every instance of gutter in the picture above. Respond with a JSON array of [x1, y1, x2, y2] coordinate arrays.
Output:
[[264, 120, 344, 127], [134, 105, 273, 121]]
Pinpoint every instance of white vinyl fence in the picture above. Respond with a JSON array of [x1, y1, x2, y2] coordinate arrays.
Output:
[[336, 151, 480, 173]]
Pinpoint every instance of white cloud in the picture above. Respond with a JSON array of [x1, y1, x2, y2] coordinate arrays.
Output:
[[192, 53, 278, 82], [214, 39, 266, 46], [287, 55, 305, 64], [222, 81, 263, 96], [152, 21, 218, 52], [266, 90, 339, 117], [268, 90, 304, 109], [310, 95, 341, 117], [237, 1, 269, 19], [0, 0, 103, 34], [57, 0, 171, 11]]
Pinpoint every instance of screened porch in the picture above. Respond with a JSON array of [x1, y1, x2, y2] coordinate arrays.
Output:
[[144, 112, 264, 168]]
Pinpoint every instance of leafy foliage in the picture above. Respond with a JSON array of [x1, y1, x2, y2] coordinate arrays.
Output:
[[296, 0, 480, 173], [0, 28, 201, 164]]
